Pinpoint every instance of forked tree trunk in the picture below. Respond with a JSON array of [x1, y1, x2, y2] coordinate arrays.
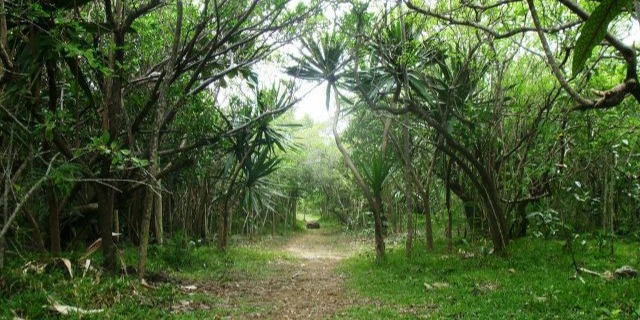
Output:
[[482, 176, 508, 255]]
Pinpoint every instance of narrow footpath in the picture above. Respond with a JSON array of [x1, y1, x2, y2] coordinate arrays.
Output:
[[209, 227, 368, 319]]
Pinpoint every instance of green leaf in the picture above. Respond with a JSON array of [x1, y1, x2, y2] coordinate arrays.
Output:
[[572, 0, 630, 74]]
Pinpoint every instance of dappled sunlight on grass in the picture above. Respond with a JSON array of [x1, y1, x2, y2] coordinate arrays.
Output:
[[341, 238, 640, 319]]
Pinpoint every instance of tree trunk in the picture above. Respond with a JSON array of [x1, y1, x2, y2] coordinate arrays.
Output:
[[481, 174, 508, 255], [46, 183, 61, 254], [445, 160, 453, 250], [23, 207, 46, 252], [98, 1, 126, 272], [423, 154, 436, 251], [217, 207, 230, 250], [97, 172, 115, 272], [113, 209, 120, 237], [271, 210, 276, 237], [138, 174, 156, 278], [330, 83, 385, 260], [154, 182, 163, 245], [372, 195, 386, 260], [138, 2, 182, 278], [402, 119, 414, 257], [1, 154, 7, 268]]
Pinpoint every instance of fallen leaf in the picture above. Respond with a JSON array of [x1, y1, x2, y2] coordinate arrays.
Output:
[[80, 238, 102, 261], [180, 285, 197, 291], [56, 258, 73, 279], [48, 296, 103, 315], [140, 279, 157, 289], [82, 259, 91, 278]]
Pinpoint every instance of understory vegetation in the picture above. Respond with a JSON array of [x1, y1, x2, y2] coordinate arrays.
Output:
[[342, 234, 640, 319]]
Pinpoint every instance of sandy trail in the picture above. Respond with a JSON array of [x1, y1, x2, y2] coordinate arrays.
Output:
[[210, 228, 366, 319]]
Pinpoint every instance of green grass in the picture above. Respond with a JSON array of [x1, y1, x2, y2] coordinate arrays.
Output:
[[340, 237, 640, 319], [0, 237, 293, 319]]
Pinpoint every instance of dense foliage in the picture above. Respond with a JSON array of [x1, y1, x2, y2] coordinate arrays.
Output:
[[1, 0, 639, 317]]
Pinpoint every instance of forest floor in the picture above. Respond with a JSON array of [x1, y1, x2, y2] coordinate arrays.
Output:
[[3, 219, 639, 319], [202, 225, 370, 319]]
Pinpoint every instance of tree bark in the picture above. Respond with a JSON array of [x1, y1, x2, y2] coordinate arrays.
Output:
[[423, 154, 436, 251], [154, 183, 163, 245], [402, 118, 414, 257], [46, 183, 61, 254], [331, 83, 385, 260], [139, 1, 182, 278]]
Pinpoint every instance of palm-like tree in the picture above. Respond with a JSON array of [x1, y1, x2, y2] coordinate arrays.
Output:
[[287, 32, 388, 260], [362, 18, 509, 254], [352, 13, 509, 255], [217, 84, 293, 249]]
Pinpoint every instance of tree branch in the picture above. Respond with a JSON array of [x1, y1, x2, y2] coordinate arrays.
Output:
[[526, 0, 593, 107]]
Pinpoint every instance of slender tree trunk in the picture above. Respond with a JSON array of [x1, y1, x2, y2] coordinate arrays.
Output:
[[402, 118, 414, 257], [23, 207, 46, 252], [423, 154, 436, 251], [99, 0, 127, 271], [113, 209, 120, 237], [154, 181, 163, 245], [139, 177, 156, 278], [218, 207, 231, 249], [97, 176, 115, 271], [0, 146, 8, 268], [271, 210, 276, 237], [513, 202, 529, 238], [46, 183, 61, 254], [480, 172, 508, 255], [330, 83, 385, 260], [445, 160, 453, 250], [139, 1, 183, 278]]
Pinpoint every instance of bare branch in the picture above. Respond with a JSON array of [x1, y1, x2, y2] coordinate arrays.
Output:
[[525, 0, 593, 107], [405, 1, 580, 40], [0, 154, 58, 239]]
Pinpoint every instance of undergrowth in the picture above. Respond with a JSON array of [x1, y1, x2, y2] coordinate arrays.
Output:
[[0, 235, 293, 319], [340, 237, 640, 319]]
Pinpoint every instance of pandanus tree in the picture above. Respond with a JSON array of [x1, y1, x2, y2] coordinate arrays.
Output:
[[353, 16, 444, 251], [217, 83, 294, 249], [346, 6, 512, 254], [287, 33, 388, 260]]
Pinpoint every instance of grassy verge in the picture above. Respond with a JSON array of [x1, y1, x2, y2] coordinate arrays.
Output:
[[340, 237, 640, 319], [0, 236, 294, 319]]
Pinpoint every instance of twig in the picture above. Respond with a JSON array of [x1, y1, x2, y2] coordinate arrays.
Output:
[[0, 154, 58, 239]]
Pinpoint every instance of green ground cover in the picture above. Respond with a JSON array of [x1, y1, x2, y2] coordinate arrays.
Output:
[[340, 237, 640, 319]]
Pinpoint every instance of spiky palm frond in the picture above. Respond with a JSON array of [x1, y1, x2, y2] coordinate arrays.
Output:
[[286, 33, 349, 109], [362, 151, 394, 198]]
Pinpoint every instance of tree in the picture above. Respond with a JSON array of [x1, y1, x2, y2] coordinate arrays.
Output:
[[287, 32, 389, 260]]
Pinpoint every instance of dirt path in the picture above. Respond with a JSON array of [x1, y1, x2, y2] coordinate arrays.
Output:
[[211, 228, 366, 319]]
